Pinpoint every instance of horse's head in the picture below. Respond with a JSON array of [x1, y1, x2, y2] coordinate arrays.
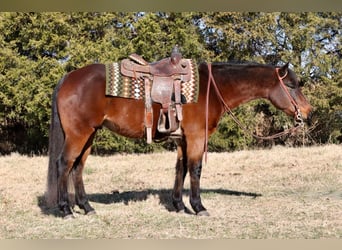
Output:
[[269, 63, 313, 126]]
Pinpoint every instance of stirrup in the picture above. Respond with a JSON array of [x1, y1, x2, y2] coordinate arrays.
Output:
[[157, 106, 179, 133], [169, 126, 183, 139]]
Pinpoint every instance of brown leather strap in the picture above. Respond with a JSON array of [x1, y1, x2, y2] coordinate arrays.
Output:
[[275, 68, 303, 124], [204, 64, 213, 163], [174, 79, 183, 121], [129, 53, 148, 66], [144, 78, 153, 143]]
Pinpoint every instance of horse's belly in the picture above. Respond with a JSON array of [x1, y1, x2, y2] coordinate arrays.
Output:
[[103, 98, 146, 138]]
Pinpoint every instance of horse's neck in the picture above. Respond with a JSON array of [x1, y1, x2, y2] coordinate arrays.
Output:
[[220, 67, 271, 108]]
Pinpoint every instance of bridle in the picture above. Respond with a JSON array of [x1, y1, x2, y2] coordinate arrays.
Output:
[[204, 63, 304, 162], [275, 67, 304, 126]]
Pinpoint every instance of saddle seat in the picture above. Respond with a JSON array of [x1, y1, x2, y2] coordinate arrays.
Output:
[[120, 46, 192, 143]]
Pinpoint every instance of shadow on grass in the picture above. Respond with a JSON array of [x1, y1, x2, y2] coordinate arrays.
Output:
[[38, 188, 261, 217], [89, 188, 261, 210]]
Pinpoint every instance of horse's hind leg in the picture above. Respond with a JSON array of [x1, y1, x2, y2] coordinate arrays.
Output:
[[57, 150, 75, 218], [57, 130, 94, 218], [72, 133, 96, 215]]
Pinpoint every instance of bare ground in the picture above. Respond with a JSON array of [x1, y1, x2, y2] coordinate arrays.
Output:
[[0, 145, 341, 239]]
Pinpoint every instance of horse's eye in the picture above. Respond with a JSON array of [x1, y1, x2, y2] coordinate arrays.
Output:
[[285, 81, 296, 89], [299, 80, 305, 87]]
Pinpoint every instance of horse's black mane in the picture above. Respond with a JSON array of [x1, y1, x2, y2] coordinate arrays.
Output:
[[212, 61, 276, 68]]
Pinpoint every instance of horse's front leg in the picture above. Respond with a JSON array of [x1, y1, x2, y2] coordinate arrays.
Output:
[[188, 158, 209, 216], [175, 135, 209, 216], [172, 140, 189, 212]]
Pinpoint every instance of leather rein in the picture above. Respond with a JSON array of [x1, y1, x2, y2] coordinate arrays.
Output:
[[204, 63, 304, 162]]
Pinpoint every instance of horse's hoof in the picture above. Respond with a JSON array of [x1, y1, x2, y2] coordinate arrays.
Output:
[[177, 209, 186, 214], [177, 207, 194, 215], [64, 214, 75, 220], [197, 210, 210, 216], [86, 210, 96, 216]]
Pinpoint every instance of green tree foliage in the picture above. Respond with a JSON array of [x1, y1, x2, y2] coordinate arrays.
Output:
[[0, 12, 340, 155]]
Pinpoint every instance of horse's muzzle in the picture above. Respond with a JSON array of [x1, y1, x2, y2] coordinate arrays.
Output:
[[294, 109, 304, 127], [305, 111, 313, 127], [294, 109, 314, 127]]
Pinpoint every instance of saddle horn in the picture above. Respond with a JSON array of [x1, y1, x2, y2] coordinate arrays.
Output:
[[171, 45, 182, 65]]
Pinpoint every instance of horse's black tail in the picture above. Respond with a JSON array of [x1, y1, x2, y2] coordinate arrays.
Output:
[[45, 77, 65, 208]]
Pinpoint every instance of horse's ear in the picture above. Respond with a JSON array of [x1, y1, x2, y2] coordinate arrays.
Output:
[[279, 62, 289, 77]]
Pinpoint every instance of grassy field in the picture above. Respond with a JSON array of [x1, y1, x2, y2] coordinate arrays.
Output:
[[0, 145, 341, 239]]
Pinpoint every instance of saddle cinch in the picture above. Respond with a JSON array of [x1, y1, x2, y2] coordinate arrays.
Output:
[[120, 46, 193, 143]]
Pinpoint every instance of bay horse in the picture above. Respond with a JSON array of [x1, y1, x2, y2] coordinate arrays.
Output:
[[46, 61, 312, 218]]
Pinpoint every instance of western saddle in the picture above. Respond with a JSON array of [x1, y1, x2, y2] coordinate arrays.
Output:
[[120, 46, 193, 143]]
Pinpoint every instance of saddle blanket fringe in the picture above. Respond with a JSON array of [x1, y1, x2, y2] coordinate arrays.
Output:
[[105, 60, 199, 103]]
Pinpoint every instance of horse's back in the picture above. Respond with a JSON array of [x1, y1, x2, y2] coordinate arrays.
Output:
[[59, 64, 106, 94]]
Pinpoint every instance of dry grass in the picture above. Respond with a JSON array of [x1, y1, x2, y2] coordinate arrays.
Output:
[[0, 145, 341, 239]]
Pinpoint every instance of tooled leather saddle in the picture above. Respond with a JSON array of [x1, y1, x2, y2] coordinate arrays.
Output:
[[120, 46, 193, 143]]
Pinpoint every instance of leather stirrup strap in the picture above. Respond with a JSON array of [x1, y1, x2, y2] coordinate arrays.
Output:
[[174, 79, 183, 121], [144, 78, 153, 143]]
